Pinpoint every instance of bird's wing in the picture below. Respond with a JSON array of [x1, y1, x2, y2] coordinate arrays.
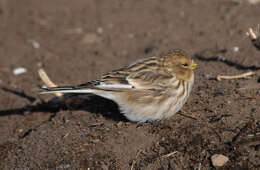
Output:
[[77, 56, 174, 91], [41, 56, 174, 94], [78, 71, 173, 91], [126, 71, 173, 90]]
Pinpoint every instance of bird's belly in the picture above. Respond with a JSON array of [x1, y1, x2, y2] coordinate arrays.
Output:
[[118, 94, 188, 122], [118, 82, 192, 122], [96, 80, 193, 122]]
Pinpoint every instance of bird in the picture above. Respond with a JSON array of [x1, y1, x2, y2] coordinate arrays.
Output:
[[41, 49, 197, 122]]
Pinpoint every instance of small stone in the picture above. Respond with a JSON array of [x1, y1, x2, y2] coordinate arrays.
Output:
[[97, 27, 103, 34], [233, 46, 239, 52], [247, 0, 260, 4], [116, 121, 124, 127], [81, 33, 100, 44], [27, 39, 40, 49], [18, 129, 23, 133], [56, 164, 71, 169], [211, 154, 229, 167], [13, 67, 27, 75]]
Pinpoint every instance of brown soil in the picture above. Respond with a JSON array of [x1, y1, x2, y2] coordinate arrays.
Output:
[[0, 0, 260, 169]]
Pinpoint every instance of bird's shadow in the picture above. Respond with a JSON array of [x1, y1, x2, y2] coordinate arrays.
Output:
[[194, 48, 260, 71], [0, 87, 128, 122]]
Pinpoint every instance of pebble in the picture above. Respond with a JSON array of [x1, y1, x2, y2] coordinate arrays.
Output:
[[27, 39, 40, 49], [233, 46, 239, 52], [56, 164, 71, 169], [116, 121, 124, 128], [18, 129, 24, 133], [211, 154, 229, 167], [247, 0, 260, 4], [81, 33, 100, 44], [97, 27, 104, 34], [13, 67, 27, 75]]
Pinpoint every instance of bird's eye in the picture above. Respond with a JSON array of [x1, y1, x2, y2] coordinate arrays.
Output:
[[182, 63, 189, 67]]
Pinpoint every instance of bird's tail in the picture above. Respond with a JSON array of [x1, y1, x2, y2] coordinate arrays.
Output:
[[40, 86, 93, 94]]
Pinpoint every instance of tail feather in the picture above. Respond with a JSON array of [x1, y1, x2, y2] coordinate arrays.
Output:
[[40, 86, 93, 94]]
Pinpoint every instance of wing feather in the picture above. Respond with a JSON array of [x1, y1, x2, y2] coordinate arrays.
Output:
[[75, 56, 175, 91], [41, 54, 180, 95]]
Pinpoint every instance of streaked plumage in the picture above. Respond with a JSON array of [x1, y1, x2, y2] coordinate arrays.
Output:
[[41, 49, 197, 122]]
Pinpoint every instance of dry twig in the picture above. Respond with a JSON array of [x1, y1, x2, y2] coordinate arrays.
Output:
[[130, 150, 143, 170], [247, 26, 260, 50], [247, 28, 257, 40], [161, 151, 178, 158], [38, 68, 63, 97], [217, 71, 255, 81], [177, 112, 197, 120]]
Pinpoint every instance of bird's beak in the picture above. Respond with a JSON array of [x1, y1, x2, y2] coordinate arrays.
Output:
[[191, 61, 197, 70]]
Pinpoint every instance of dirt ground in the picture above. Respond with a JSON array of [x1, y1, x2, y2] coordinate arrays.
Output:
[[0, 0, 260, 169]]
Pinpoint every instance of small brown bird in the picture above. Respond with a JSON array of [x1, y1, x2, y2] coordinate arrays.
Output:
[[41, 49, 197, 122]]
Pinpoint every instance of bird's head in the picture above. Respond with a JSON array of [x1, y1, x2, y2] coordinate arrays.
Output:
[[162, 49, 197, 81]]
